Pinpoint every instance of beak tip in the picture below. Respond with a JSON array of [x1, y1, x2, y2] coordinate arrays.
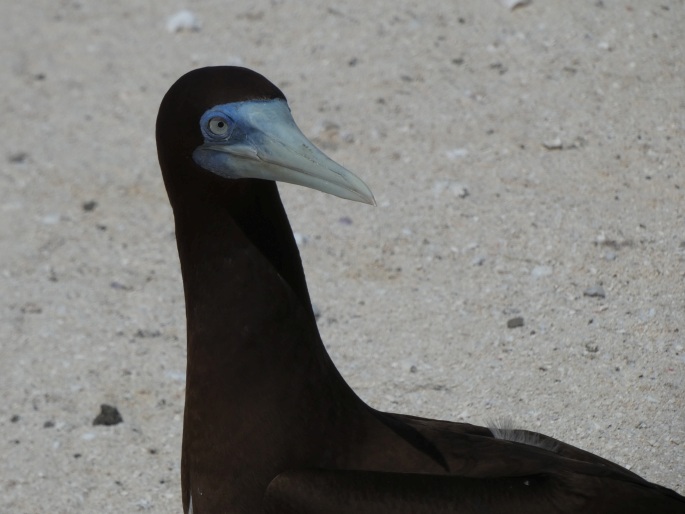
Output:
[[356, 188, 375, 206]]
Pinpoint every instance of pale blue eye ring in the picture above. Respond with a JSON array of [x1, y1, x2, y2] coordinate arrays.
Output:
[[200, 110, 234, 140]]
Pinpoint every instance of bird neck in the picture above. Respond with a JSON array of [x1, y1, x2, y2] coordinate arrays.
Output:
[[170, 178, 351, 404], [170, 177, 371, 495], [172, 178, 322, 353], [170, 179, 362, 510]]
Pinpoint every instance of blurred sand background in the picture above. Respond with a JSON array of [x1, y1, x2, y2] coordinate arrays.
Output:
[[1, 1, 684, 512]]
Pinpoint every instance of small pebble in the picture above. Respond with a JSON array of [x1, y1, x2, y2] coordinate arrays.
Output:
[[543, 138, 563, 150], [82, 200, 97, 212], [110, 281, 133, 291], [92, 404, 123, 426], [432, 180, 469, 198], [166, 9, 201, 33], [293, 232, 309, 246], [507, 316, 524, 329], [8, 152, 28, 163], [583, 285, 606, 298], [531, 265, 552, 278], [500, 0, 531, 9], [41, 214, 60, 225], [445, 148, 468, 159], [135, 328, 161, 338]]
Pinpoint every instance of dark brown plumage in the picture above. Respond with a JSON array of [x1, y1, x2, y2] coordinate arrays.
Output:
[[155, 66, 685, 513]]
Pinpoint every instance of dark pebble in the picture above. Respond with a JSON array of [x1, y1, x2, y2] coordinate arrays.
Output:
[[8, 152, 28, 163], [585, 343, 599, 353], [135, 328, 161, 338], [507, 316, 524, 329], [110, 281, 133, 291], [82, 200, 98, 212], [93, 404, 123, 426]]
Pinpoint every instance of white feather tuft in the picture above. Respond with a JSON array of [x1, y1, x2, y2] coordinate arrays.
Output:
[[488, 418, 560, 453]]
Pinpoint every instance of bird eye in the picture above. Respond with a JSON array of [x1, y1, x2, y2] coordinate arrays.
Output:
[[208, 116, 231, 136]]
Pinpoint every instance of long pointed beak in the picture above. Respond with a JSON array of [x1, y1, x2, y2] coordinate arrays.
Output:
[[192, 100, 375, 205]]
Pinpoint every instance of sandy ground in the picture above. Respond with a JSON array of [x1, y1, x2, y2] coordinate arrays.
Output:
[[1, 1, 684, 512]]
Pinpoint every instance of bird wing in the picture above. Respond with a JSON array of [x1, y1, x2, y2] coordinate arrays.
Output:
[[385, 411, 648, 480], [264, 467, 683, 514]]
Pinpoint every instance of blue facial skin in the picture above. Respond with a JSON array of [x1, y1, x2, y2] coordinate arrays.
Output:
[[197, 102, 254, 146], [192, 99, 293, 178], [191, 98, 375, 204]]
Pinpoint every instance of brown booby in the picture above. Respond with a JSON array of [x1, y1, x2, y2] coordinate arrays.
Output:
[[155, 66, 685, 513]]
